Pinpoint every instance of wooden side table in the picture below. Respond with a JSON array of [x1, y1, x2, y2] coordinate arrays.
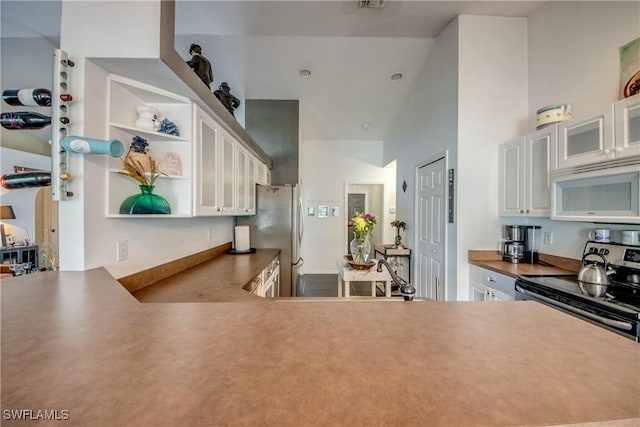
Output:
[[374, 244, 411, 283], [336, 259, 392, 297]]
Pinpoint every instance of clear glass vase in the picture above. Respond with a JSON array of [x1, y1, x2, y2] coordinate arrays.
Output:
[[349, 234, 372, 264], [119, 185, 171, 215]]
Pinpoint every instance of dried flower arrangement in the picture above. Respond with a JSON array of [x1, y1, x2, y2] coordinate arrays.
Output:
[[118, 154, 164, 186]]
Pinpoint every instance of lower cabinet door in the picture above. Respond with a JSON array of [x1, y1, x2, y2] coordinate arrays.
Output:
[[471, 283, 490, 301], [263, 278, 274, 298]]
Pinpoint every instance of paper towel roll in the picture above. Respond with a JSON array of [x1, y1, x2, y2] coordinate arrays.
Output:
[[234, 226, 251, 251]]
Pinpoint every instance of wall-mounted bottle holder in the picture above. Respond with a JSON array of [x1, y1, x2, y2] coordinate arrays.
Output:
[[51, 49, 75, 201]]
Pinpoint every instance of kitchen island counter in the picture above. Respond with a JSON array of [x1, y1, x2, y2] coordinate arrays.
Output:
[[1, 269, 638, 426]]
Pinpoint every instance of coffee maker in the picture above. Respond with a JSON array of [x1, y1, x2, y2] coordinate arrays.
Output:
[[502, 225, 540, 264]]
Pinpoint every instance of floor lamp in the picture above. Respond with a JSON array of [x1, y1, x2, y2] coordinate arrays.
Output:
[[0, 205, 16, 248]]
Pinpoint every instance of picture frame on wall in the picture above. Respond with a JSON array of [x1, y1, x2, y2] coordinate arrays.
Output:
[[317, 205, 329, 218], [620, 37, 640, 99]]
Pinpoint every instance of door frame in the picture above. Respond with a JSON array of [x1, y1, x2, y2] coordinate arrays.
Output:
[[344, 181, 387, 259], [413, 150, 449, 300]]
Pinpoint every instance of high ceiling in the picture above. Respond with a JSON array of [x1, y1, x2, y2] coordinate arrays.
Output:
[[1, 1, 546, 141], [174, 1, 545, 38]]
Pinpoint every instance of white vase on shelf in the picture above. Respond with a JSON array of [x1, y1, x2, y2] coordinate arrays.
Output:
[[135, 105, 160, 132]]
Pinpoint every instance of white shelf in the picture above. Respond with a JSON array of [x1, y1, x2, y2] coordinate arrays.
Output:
[[109, 169, 189, 180], [106, 74, 193, 217], [109, 122, 188, 142]]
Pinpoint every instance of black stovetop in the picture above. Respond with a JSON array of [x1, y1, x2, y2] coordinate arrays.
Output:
[[517, 272, 640, 317]]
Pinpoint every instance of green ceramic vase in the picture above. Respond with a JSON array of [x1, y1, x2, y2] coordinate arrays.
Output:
[[119, 185, 171, 215]]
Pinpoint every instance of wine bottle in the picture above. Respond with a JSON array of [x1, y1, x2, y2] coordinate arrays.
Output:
[[0, 112, 68, 130], [61, 136, 124, 157], [1, 171, 51, 189], [2, 88, 51, 107]]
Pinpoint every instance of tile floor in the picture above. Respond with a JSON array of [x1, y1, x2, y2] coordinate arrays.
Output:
[[297, 274, 400, 297]]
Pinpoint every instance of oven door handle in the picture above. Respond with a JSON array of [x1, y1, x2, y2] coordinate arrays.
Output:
[[516, 285, 633, 331]]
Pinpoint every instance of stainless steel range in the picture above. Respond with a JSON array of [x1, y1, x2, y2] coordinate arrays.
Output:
[[515, 241, 640, 342]]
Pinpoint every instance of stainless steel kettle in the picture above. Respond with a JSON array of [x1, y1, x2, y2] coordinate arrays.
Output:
[[577, 253, 615, 296]]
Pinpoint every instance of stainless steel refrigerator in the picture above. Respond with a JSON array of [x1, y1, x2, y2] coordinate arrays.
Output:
[[237, 184, 303, 297]]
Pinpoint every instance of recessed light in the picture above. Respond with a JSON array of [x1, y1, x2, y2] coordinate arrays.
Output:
[[391, 73, 403, 81], [361, 122, 371, 130], [299, 69, 311, 78]]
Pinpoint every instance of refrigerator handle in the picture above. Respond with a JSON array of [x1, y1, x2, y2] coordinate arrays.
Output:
[[298, 197, 304, 244]]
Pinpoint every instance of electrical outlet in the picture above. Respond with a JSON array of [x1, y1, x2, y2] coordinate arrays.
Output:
[[543, 232, 553, 245], [117, 240, 128, 262], [207, 228, 212, 241]]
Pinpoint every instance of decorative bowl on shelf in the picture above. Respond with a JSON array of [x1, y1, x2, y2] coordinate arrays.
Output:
[[344, 255, 376, 270]]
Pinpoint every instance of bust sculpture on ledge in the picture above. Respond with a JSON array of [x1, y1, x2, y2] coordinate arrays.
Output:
[[186, 43, 214, 90], [214, 82, 241, 117]]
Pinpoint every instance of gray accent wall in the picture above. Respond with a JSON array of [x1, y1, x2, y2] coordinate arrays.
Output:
[[245, 100, 299, 185]]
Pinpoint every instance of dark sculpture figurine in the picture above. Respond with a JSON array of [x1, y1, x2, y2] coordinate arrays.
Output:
[[214, 82, 241, 117], [186, 43, 213, 89]]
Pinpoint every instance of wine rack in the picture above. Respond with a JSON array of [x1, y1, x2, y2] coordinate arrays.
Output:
[[51, 49, 75, 201]]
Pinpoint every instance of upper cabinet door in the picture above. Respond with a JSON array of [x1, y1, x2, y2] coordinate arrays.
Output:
[[557, 106, 614, 168], [614, 94, 640, 160], [219, 130, 237, 214], [236, 146, 247, 213], [498, 126, 556, 217], [498, 138, 525, 216], [193, 106, 221, 216], [524, 126, 557, 216], [247, 156, 257, 215]]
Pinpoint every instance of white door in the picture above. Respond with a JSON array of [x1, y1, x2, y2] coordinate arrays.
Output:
[[416, 158, 446, 300]]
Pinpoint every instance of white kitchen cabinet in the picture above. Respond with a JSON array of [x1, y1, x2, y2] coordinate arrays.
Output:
[[263, 256, 280, 298], [614, 94, 640, 160], [245, 254, 280, 298], [235, 148, 257, 215], [106, 75, 193, 217], [469, 265, 514, 301], [236, 146, 248, 215], [263, 264, 280, 298], [255, 160, 268, 186], [247, 155, 256, 214], [557, 105, 614, 168], [193, 106, 237, 216], [498, 126, 557, 217]]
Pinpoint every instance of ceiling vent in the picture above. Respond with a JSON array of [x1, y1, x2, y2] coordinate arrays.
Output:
[[358, 0, 386, 9]]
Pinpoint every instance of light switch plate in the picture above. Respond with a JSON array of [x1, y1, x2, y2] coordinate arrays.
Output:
[[117, 240, 128, 262]]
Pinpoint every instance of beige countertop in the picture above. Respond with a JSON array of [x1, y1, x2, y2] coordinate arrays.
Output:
[[1, 268, 639, 426], [132, 249, 280, 302]]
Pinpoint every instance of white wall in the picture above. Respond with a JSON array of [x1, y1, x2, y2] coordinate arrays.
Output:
[[528, 1, 639, 129], [174, 34, 434, 141], [384, 18, 460, 298], [55, 0, 234, 276], [0, 147, 51, 243], [506, 1, 640, 261], [299, 138, 395, 274], [387, 5, 639, 300], [456, 16, 528, 300]]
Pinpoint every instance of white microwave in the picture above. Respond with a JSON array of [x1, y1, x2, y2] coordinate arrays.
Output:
[[551, 160, 640, 224]]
